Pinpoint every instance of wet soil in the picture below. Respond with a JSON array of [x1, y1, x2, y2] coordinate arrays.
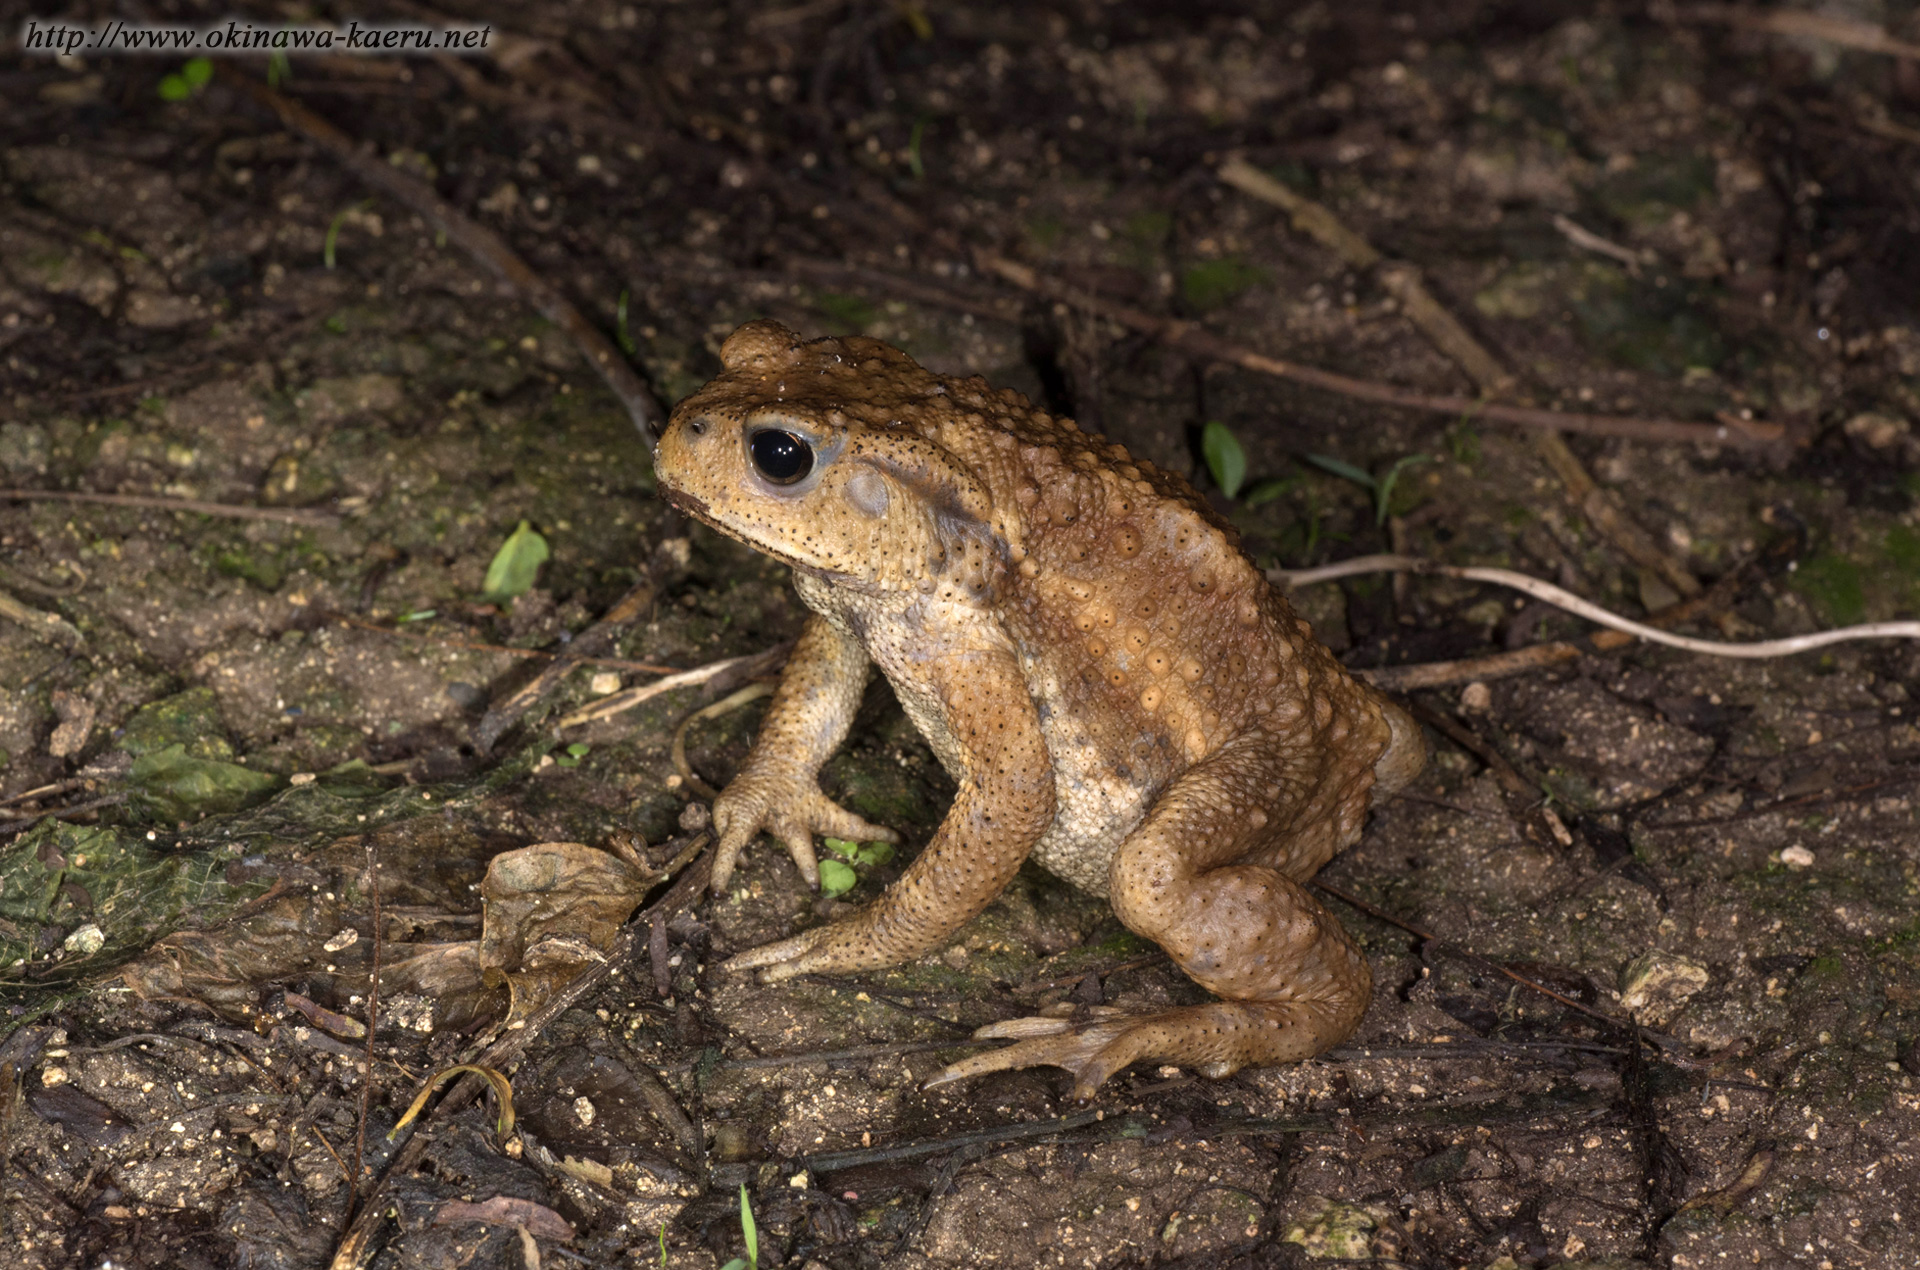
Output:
[[3, 3, 1920, 1268]]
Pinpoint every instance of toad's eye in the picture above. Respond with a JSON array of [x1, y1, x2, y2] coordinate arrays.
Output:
[[749, 429, 813, 485]]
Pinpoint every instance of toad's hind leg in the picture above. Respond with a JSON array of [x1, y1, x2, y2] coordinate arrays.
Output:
[[929, 736, 1377, 1100]]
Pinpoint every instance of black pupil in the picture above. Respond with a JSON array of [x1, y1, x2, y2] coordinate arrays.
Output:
[[750, 430, 813, 484]]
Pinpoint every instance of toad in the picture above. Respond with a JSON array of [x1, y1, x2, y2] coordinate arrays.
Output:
[[654, 321, 1425, 1097]]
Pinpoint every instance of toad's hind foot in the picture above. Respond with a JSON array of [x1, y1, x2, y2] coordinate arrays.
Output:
[[925, 1000, 1346, 1101]]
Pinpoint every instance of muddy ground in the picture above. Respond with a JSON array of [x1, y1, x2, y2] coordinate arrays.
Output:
[[3, 2, 1920, 1267]]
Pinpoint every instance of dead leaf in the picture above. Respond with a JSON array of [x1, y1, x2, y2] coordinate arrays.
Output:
[[430, 1195, 573, 1241], [478, 842, 658, 1026]]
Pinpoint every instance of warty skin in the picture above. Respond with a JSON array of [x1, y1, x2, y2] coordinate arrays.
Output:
[[654, 320, 1424, 1097]]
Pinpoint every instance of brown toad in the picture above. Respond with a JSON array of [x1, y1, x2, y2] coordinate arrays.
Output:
[[654, 320, 1424, 1097]]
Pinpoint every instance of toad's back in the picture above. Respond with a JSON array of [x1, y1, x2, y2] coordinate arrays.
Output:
[[922, 397, 1390, 895]]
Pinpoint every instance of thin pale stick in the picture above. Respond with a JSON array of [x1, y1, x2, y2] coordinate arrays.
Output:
[[1275, 555, 1919, 657]]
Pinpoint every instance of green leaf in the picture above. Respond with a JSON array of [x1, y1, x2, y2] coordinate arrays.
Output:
[[824, 837, 895, 867], [482, 520, 550, 602], [0, 820, 269, 985], [159, 58, 213, 102], [815, 292, 877, 333], [615, 290, 637, 357], [1242, 477, 1298, 510], [323, 207, 348, 271], [1180, 257, 1268, 311], [120, 687, 232, 761], [907, 117, 929, 178], [1373, 454, 1432, 525], [131, 745, 281, 818], [1304, 453, 1377, 491], [1201, 422, 1247, 499], [818, 859, 859, 899], [739, 1185, 758, 1269]]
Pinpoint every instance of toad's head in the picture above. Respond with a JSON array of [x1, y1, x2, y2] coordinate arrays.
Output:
[[655, 321, 1005, 600]]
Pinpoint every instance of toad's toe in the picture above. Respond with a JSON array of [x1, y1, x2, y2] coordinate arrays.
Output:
[[925, 1015, 1144, 1100]]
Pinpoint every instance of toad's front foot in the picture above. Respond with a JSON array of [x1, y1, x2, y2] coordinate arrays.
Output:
[[925, 999, 1350, 1100], [709, 776, 898, 894]]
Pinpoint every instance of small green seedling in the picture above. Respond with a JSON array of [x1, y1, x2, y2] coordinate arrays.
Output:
[[826, 838, 896, 867], [83, 229, 147, 263], [553, 743, 590, 769], [819, 837, 895, 898], [899, 3, 933, 40], [1305, 453, 1432, 526], [482, 520, 551, 602], [1180, 257, 1268, 311], [616, 289, 637, 357], [719, 1185, 758, 1270], [907, 117, 929, 178], [818, 859, 857, 899], [815, 291, 878, 332], [1446, 419, 1481, 466], [1242, 474, 1302, 510], [1201, 421, 1248, 498], [398, 609, 437, 623], [323, 200, 373, 271], [158, 57, 212, 102]]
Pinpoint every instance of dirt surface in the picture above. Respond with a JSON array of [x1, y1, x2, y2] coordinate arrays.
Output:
[[3, 3, 1920, 1268]]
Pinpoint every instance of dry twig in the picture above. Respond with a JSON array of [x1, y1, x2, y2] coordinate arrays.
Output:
[[557, 643, 790, 729], [1552, 213, 1654, 272], [0, 779, 89, 810], [0, 487, 338, 527], [324, 611, 677, 675], [1358, 642, 1585, 693], [670, 682, 776, 800], [214, 65, 663, 442], [0, 793, 130, 838], [975, 253, 1782, 448], [1276, 554, 1920, 657], [474, 532, 687, 753], [1529, 431, 1702, 601], [1220, 157, 1513, 393], [0, 587, 84, 652], [1220, 157, 1708, 595], [1663, 3, 1920, 62]]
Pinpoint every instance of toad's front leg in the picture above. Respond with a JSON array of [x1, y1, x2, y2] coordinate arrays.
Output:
[[723, 647, 1055, 983], [709, 613, 899, 893]]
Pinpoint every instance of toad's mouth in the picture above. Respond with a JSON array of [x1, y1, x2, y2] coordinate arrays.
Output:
[[657, 481, 713, 525], [657, 481, 865, 590]]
